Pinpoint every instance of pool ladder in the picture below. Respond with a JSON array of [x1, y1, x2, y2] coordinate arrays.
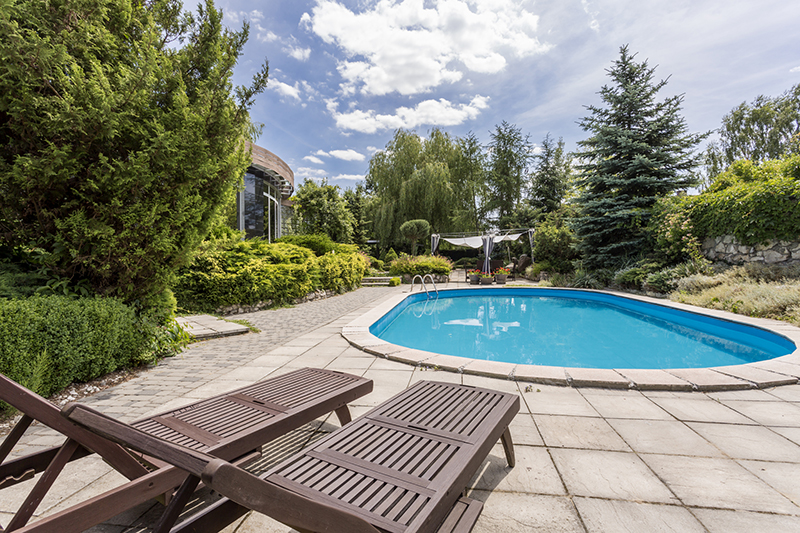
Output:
[[410, 274, 439, 299]]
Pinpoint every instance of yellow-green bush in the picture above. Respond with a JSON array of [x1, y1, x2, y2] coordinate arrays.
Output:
[[389, 255, 453, 277], [174, 241, 367, 312], [0, 296, 154, 404]]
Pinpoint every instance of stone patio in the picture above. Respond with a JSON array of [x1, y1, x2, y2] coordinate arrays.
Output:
[[2, 285, 800, 532]]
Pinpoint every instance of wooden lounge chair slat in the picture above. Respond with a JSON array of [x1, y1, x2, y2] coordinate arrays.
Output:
[[225, 393, 286, 414], [151, 417, 221, 447], [307, 448, 438, 493]]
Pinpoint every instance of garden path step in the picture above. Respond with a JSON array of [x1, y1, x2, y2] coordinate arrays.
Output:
[[362, 276, 393, 286], [177, 315, 250, 340]]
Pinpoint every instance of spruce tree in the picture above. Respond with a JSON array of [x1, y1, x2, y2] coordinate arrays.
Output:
[[530, 133, 571, 214], [574, 45, 708, 270]]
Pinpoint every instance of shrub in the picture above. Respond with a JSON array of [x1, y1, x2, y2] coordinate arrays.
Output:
[[685, 156, 800, 245], [317, 252, 368, 291], [389, 277, 401, 287], [174, 241, 367, 312], [0, 296, 156, 406], [368, 257, 385, 271], [527, 260, 553, 279], [644, 269, 679, 294], [533, 212, 579, 273], [384, 248, 399, 263], [389, 255, 453, 277], [275, 234, 337, 256]]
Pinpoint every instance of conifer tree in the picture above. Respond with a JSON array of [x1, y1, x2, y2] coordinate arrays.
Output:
[[530, 133, 571, 214], [573, 45, 708, 269]]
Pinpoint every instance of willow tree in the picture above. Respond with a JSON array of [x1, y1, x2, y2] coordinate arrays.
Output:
[[0, 0, 267, 305], [574, 46, 708, 270], [366, 129, 458, 250]]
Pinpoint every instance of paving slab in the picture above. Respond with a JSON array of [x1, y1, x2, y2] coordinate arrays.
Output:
[[581, 391, 674, 420], [692, 508, 800, 532], [718, 399, 800, 427], [468, 491, 585, 533], [646, 396, 754, 424], [574, 498, 706, 533], [687, 422, 800, 462], [536, 414, 631, 451], [550, 448, 679, 504], [607, 418, 723, 457], [642, 454, 799, 514]]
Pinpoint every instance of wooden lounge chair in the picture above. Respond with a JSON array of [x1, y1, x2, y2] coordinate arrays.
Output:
[[0, 367, 372, 532], [62, 380, 519, 533]]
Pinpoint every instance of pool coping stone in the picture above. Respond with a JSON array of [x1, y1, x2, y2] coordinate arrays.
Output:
[[342, 286, 800, 391]]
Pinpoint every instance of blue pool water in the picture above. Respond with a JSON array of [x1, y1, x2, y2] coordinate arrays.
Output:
[[370, 289, 796, 369]]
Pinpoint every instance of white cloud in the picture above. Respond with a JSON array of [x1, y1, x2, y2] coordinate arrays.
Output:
[[328, 95, 490, 134], [791, 66, 800, 73], [305, 0, 551, 96], [285, 45, 311, 61], [581, 0, 600, 32], [270, 79, 301, 101], [295, 167, 329, 182], [257, 28, 279, 43], [313, 149, 366, 162], [366, 146, 379, 154], [303, 155, 325, 164], [329, 149, 366, 161], [224, 10, 263, 25]]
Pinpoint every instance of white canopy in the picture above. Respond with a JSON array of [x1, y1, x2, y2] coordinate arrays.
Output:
[[439, 231, 527, 249]]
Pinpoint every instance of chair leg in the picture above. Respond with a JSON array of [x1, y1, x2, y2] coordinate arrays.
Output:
[[0, 415, 33, 464], [334, 405, 352, 426], [152, 475, 200, 533], [500, 427, 515, 468], [5, 438, 80, 531]]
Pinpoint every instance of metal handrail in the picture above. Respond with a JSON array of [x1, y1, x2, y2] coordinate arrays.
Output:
[[410, 274, 438, 299], [422, 274, 439, 299]]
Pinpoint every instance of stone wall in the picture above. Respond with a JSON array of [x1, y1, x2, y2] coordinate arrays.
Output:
[[702, 235, 800, 265]]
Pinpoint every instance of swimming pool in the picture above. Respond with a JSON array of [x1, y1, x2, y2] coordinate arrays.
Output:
[[369, 288, 796, 369]]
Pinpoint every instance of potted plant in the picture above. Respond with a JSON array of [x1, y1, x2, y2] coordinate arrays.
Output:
[[468, 269, 481, 284], [479, 271, 494, 285], [494, 266, 510, 284]]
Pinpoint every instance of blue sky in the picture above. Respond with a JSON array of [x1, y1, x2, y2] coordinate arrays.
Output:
[[213, 0, 800, 192]]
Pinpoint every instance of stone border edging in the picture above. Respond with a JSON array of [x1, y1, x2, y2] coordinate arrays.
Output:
[[341, 287, 800, 391]]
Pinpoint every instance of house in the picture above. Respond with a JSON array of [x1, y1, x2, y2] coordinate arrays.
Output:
[[236, 142, 295, 240]]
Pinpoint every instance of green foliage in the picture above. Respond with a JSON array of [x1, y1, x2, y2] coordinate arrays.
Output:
[[388, 277, 401, 287], [388, 255, 453, 277], [342, 184, 371, 246], [173, 241, 366, 312], [275, 234, 337, 257], [0, 296, 159, 404], [573, 45, 708, 270], [533, 209, 579, 273], [530, 133, 572, 214], [705, 83, 800, 174], [290, 179, 355, 243], [613, 262, 663, 290], [685, 156, 800, 245], [399, 219, 431, 255], [650, 197, 704, 263], [368, 257, 385, 271], [486, 121, 533, 222], [316, 252, 368, 291], [384, 248, 399, 263], [366, 128, 486, 250], [0, 0, 269, 304]]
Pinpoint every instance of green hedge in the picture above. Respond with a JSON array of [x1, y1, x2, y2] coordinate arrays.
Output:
[[317, 252, 368, 291], [685, 156, 800, 246], [0, 296, 153, 402], [174, 241, 367, 312], [389, 255, 453, 277]]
